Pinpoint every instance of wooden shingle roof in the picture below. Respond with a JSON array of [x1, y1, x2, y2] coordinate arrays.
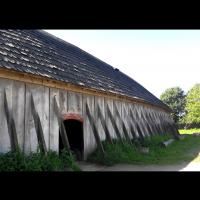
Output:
[[0, 29, 169, 110]]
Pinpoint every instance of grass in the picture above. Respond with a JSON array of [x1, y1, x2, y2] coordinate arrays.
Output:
[[87, 133, 200, 166], [0, 149, 81, 171], [179, 128, 200, 134]]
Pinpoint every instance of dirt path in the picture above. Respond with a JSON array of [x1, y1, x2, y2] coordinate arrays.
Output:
[[78, 148, 200, 171], [77, 140, 200, 171], [78, 161, 200, 171]]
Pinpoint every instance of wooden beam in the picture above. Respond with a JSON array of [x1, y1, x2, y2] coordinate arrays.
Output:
[[147, 112, 161, 135], [156, 113, 167, 135], [146, 122, 154, 136], [161, 139, 175, 147], [106, 104, 124, 143], [136, 123, 145, 140], [140, 110, 154, 136], [128, 107, 138, 140], [4, 89, 19, 151], [86, 103, 105, 154], [137, 109, 151, 137], [30, 94, 47, 154], [53, 96, 71, 151], [159, 118, 168, 135], [0, 68, 171, 113], [113, 103, 132, 143], [97, 104, 113, 144], [130, 109, 144, 140], [130, 123, 137, 140], [150, 112, 161, 134], [131, 107, 148, 137]]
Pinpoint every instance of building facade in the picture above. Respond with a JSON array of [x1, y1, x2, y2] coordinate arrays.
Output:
[[0, 30, 178, 160]]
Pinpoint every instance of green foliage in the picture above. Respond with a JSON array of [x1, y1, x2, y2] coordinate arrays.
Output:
[[0, 149, 80, 171], [60, 149, 81, 171], [88, 135, 171, 166], [88, 134, 200, 165], [179, 128, 200, 135], [183, 84, 200, 124], [0, 150, 26, 171], [24, 151, 64, 171], [160, 87, 186, 123]]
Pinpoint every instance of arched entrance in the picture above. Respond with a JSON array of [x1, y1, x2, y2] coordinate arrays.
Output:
[[59, 114, 84, 161]]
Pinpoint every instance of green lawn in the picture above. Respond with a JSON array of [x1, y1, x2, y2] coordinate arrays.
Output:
[[88, 134, 200, 166], [179, 128, 200, 134]]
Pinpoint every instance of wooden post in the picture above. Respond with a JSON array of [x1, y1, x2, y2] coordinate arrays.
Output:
[[148, 112, 160, 135], [146, 122, 154, 136], [30, 94, 47, 154], [161, 139, 175, 147], [106, 104, 124, 143], [113, 103, 132, 144], [137, 108, 150, 137], [4, 89, 19, 151], [122, 122, 132, 144], [130, 109, 144, 140], [86, 103, 105, 154], [129, 123, 137, 140], [144, 112, 155, 136], [158, 115, 167, 135], [97, 104, 113, 144], [53, 96, 71, 151], [149, 112, 161, 134]]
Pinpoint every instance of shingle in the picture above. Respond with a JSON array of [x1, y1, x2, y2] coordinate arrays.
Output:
[[0, 29, 169, 110]]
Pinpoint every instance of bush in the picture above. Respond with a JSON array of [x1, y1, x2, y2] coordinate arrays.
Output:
[[0, 150, 26, 171], [0, 149, 80, 171], [60, 149, 81, 171]]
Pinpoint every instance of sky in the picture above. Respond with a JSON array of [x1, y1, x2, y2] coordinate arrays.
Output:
[[45, 30, 200, 98]]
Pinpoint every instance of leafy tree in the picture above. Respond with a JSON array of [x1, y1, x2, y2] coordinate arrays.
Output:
[[184, 84, 200, 124], [160, 87, 186, 123]]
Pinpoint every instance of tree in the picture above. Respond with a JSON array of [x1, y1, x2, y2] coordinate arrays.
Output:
[[184, 84, 200, 125], [160, 87, 186, 123]]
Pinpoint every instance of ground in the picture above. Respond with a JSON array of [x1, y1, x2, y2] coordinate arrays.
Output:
[[78, 148, 200, 171], [78, 162, 200, 171], [78, 130, 200, 171], [78, 158, 200, 171]]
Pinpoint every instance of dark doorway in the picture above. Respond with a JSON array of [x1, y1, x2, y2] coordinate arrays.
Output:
[[59, 119, 84, 161]]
